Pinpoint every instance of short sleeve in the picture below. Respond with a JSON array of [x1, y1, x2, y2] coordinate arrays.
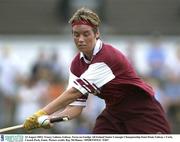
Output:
[[72, 62, 115, 95], [67, 69, 88, 107], [67, 62, 115, 107]]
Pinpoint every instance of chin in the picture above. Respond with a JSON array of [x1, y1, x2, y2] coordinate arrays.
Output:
[[78, 47, 87, 51]]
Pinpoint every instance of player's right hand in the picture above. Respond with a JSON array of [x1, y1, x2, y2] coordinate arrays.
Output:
[[23, 109, 47, 131]]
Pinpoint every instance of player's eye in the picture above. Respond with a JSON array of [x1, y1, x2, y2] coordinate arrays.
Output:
[[84, 32, 90, 37], [73, 32, 79, 38]]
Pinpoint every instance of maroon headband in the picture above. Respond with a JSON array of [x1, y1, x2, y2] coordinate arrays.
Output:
[[71, 19, 96, 28]]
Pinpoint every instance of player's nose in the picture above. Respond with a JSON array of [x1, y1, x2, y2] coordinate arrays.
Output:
[[78, 35, 85, 42]]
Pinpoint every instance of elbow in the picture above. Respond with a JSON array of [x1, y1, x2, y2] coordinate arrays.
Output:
[[66, 105, 84, 119], [66, 88, 83, 104]]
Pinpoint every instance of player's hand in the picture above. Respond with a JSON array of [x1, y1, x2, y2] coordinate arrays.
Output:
[[23, 109, 48, 131]]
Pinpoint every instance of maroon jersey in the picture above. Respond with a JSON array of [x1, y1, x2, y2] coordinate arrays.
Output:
[[67, 39, 171, 133]]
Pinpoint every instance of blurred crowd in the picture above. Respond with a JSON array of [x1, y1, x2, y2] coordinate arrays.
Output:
[[0, 36, 180, 134]]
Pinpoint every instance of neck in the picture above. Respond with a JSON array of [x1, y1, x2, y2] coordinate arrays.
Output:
[[82, 39, 99, 61], [84, 50, 93, 61]]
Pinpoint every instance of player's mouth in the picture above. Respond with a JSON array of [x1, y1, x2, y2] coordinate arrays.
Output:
[[78, 45, 87, 48]]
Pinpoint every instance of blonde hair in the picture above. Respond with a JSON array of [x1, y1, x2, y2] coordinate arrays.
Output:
[[69, 7, 101, 27]]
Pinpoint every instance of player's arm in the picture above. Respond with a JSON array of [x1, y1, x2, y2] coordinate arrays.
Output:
[[51, 105, 84, 120], [23, 62, 114, 131], [23, 87, 82, 131], [42, 87, 82, 115]]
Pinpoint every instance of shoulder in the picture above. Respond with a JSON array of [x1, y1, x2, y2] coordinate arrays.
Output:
[[93, 42, 133, 75], [71, 53, 80, 64], [95, 43, 127, 65], [101, 43, 125, 59], [70, 53, 88, 77], [70, 53, 81, 72]]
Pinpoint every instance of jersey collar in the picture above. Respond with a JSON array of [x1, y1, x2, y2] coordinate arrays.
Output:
[[80, 39, 102, 63]]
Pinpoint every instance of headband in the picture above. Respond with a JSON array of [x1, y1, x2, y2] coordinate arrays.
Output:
[[71, 19, 97, 28]]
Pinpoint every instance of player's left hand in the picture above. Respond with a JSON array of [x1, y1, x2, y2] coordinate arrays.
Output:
[[23, 109, 48, 131]]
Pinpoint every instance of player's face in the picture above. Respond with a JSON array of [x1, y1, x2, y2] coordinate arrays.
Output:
[[72, 24, 99, 59]]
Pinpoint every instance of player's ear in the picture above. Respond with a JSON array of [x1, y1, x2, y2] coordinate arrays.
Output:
[[95, 29, 100, 39]]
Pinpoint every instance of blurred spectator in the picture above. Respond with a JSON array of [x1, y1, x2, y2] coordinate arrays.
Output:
[[47, 77, 65, 103], [163, 46, 180, 133], [146, 37, 168, 82], [163, 73, 180, 105], [165, 43, 180, 78], [0, 47, 21, 127], [31, 49, 51, 81], [162, 45, 180, 105], [15, 76, 47, 124], [15, 76, 49, 134], [48, 50, 65, 82], [144, 77, 169, 111]]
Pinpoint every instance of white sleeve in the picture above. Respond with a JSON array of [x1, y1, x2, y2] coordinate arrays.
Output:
[[67, 69, 87, 107], [67, 70, 78, 90], [72, 62, 115, 95]]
